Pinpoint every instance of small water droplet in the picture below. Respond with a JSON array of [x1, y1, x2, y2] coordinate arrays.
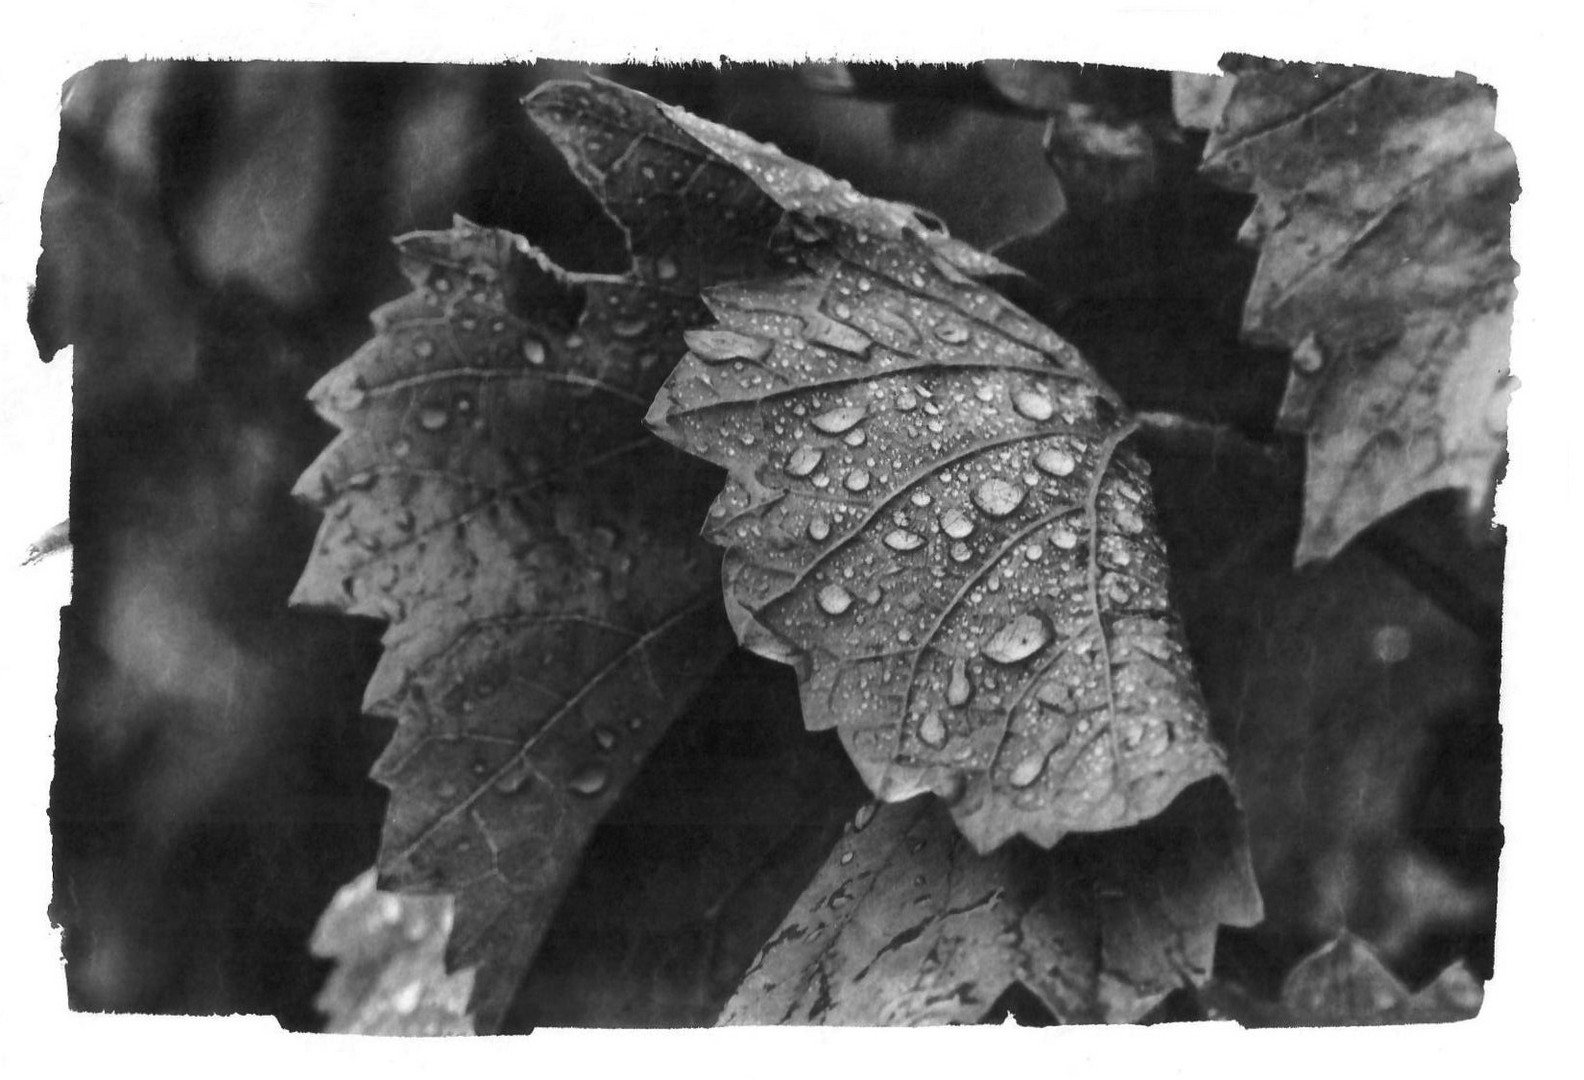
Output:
[[654, 255, 680, 282], [392, 980, 423, 1016], [976, 385, 996, 403], [844, 468, 871, 493], [833, 301, 853, 319], [946, 658, 973, 707], [1115, 507, 1144, 535], [414, 338, 436, 360], [983, 612, 1052, 664], [1012, 389, 1054, 421], [1371, 625, 1412, 664], [612, 316, 649, 339], [839, 850, 855, 865], [972, 478, 1025, 517], [1025, 543, 1044, 562], [934, 320, 970, 344], [812, 405, 867, 434], [494, 760, 532, 796], [818, 583, 855, 615], [628, 716, 645, 731], [419, 405, 449, 431], [808, 517, 832, 541], [910, 490, 932, 507], [1035, 447, 1076, 477], [883, 528, 925, 552], [592, 726, 617, 751], [786, 445, 824, 477], [685, 328, 773, 363], [567, 763, 610, 797], [853, 802, 878, 831], [391, 437, 412, 459], [520, 337, 545, 365], [896, 390, 919, 412], [1292, 332, 1326, 375], [940, 507, 975, 539], [950, 541, 972, 562], [1053, 526, 1079, 549], [918, 711, 947, 747]]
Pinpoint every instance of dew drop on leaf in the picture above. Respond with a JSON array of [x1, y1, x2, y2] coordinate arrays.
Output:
[[1008, 752, 1046, 789], [883, 528, 925, 552], [946, 657, 974, 707], [567, 762, 610, 797], [1035, 447, 1076, 477], [918, 710, 948, 748], [818, 583, 855, 615], [808, 517, 832, 542], [983, 612, 1052, 664], [853, 801, 878, 831], [786, 445, 824, 477], [972, 478, 1025, 517], [419, 405, 450, 432], [812, 405, 867, 434], [1012, 389, 1054, 421], [940, 507, 975, 539], [844, 468, 871, 493], [685, 327, 774, 363], [934, 320, 970, 344]]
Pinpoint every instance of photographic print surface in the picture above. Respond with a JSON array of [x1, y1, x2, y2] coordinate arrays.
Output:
[[37, 58, 1507, 1033]]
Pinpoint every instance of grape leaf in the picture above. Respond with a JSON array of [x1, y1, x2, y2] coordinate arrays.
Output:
[[1200, 58, 1518, 565], [646, 162, 1229, 853], [310, 867, 475, 1035], [291, 75, 835, 1029], [1200, 932, 1483, 1027], [721, 782, 1261, 1025]]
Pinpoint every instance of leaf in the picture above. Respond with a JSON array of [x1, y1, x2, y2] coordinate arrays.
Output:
[[291, 75, 837, 1028], [646, 128, 1230, 853], [310, 867, 475, 1035], [1200, 58, 1518, 565], [720, 781, 1261, 1025], [1200, 932, 1483, 1026]]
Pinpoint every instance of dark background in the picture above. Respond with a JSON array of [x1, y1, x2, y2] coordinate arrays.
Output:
[[34, 61, 1501, 1028]]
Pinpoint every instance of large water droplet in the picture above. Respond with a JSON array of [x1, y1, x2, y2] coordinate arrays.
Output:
[[1035, 447, 1076, 477], [520, 337, 546, 365], [918, 711, 947, 747], [1008, 752, 1046, 789], [983, 612, 1052, 664], [950, 541, 972, 562], [946, 658, 973, 707], [1053, 526, 1079, 549], [972, 478, 1025, 517], [812, 405, 867, 434], [786, 445, 824, 477], [685, 327, 773, 363], [940, 507, 975, 539], [419, 405, 450, 431], [883, 528, 924, 552], [853, 801, 878, 831], [896, 390, 919, 412], [1012, 389, 1054, 421], [567, 762, 610, 797], [818, 583, 855, 615], [808, 517, 832, 541], [844, 468, 871, 493], [934, 320, 970, 345]]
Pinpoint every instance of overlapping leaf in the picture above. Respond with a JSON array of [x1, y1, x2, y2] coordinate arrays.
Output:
[[647, 159, 1229, 853], [1200, 57, 1518, 564], [290, 77, 840, 1028], [721, 782, 1261, 1025], [310, 867, 475, 1035]]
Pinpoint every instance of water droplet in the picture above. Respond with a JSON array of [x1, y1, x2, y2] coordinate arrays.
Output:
[[976, 385, 996, 403], [654, 255, 680, 282], [1371, 625, 1412, 664], [1012, 389, 1054, 421], [853, 802, 878, 831], [844, 468, 871, 493], [392, 980, 423, 1016], [685, 327, 773, 363], [833, 301, 852, 319], [494, 760, 533, 796], [1292, 332, 1326, 375], [520, 337, 546, 365], [983, 612, 1052, 664], [940, 507, 975, 539], [414, 338, 436, 360], [812, 405, 867, 434], [839, 850, 855, 865], [1115, 507, 1144, 535], [612, 316, 649, 339], [391, 437, 412, 459], [918, 711, 947, 747], [934, 320, 970, 344], [950, 541, 972, 562], [1009, 753, 1046, 789], [972, 478, 1025, 517], [786, 445, 824, 477], [628, 716, 645, 731], [883, 528, 924, 552], [896, 390, 919, 412], [419, 405, 449, 431], [567, 762, 610, 797], [1053, 526, 1079, 549], [946, 658, 973, 707], [910, 490, 932, 507], [592, 726, 617, 751], [1025, 543, 1044, 561], [1035, 447, 1076, 477], [843, 428, 866, 447], [818, 583, 854, 615], [808, 517, 832, 542]]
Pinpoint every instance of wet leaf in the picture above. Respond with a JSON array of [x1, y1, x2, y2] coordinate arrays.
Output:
[[647, 162, 1229, 853], [720, 781, 1261, 1025], [1201, 58, 1518, 565], [1200, 932, 1482, 1026], [310, 867, 475, 1035], [290, 76, 827, 1028]]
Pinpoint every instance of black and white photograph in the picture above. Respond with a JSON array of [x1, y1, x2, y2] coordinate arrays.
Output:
[[3, 4, 1573, 1073]]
